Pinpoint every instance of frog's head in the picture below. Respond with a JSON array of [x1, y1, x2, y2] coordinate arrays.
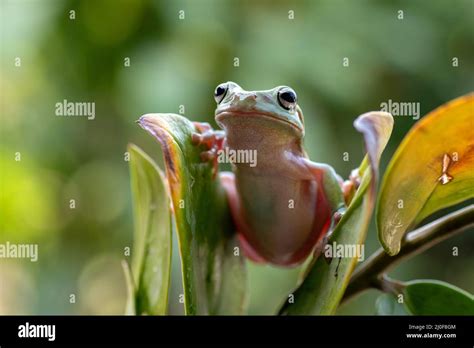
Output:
[[214, 82, 304, 138]]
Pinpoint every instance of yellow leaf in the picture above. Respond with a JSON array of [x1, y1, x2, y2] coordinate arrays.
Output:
[[377, 94, 474, 256]]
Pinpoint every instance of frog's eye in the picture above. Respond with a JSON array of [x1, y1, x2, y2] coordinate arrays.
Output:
[[277, 87, 297, 111], [214, 83, 228, 104]]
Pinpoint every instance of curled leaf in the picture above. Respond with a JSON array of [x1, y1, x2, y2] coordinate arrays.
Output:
[[279, 112, 393, 315], [138, 113, 247, 315], [377, 94, 474, 256]]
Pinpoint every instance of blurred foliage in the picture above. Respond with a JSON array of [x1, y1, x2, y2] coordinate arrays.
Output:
[[0, 0, 473, 314]]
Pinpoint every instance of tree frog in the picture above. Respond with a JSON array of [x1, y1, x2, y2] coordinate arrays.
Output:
[[192, 82, 356, 267]]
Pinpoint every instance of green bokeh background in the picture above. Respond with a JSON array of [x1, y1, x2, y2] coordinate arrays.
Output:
[[1, 0, 473, 315]]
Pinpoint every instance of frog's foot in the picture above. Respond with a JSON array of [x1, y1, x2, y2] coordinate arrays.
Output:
[[313, 206, 346, 265], [191, 122, 226, 178], [333, 208, 345, 225], [342, 168, 361, 205], [313, 228, 333, 264]]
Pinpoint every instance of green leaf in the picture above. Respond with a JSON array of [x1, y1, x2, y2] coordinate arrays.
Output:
[[128, 144, 172, 315], [375, 293, 408, 315], [377, 94, 474, 256], [278, 112, 393, 315], [138, 113, 247, 315], [403, 280, 474, 315]]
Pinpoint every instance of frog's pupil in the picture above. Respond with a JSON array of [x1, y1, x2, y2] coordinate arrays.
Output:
[[215, 86, 225, 96], [281, 91, 296, 103]]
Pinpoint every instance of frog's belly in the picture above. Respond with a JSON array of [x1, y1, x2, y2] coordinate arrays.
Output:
[[236, 173, 328, 266]]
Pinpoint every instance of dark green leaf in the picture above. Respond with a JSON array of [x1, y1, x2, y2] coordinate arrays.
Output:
[[403, 279, 474, 315]]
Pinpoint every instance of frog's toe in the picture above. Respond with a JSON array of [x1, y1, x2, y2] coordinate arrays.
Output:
[[342, 181, 355, 204], [193, 121, 212, 133], [333, 209, 345, 225], [343, 169, 362, 204], [200, 149, 217, 162], [191, 131, 214, 148], [191, 132, 203, 145], [349, 168, 361, 188], [192, 130, 224, 151], [198, 149, 219, 178]]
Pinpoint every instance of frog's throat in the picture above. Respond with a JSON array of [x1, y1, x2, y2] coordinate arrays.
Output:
[[215, 110, 303, 134]]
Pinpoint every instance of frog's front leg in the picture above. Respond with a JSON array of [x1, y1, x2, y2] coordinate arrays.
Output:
[[301, 159, 347, 221], [191, 122, 226, 177], [302, 160, 362, 268], [298, 159, 348, 263]]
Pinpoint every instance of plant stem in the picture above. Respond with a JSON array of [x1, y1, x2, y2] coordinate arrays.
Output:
[[342, 204, 474, 303]]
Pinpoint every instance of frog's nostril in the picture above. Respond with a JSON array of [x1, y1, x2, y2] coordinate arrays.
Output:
[[244, 93, 258, 101], [232, 93, 257, 104]]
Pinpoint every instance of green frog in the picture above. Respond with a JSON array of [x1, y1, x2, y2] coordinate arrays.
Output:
[[192, 82, 357, 266]]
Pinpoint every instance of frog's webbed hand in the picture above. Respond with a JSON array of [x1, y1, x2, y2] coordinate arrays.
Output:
[[191, 122, 226, 178]]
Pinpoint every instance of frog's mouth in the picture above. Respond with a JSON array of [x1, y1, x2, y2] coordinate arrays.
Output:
[[216, 109, 303, 133]]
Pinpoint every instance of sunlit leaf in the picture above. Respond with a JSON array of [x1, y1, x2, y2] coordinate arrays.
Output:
[[128, 144, 172, 315], [377, 94, 474, 256], [138, 113, 247, 315], [403, 280, 474, 315], [375, 293, 408, 315], [278, 112, 393, 315]]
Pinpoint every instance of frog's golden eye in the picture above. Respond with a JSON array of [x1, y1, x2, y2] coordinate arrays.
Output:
[[214, 83, 228, 104], [278, 87, 297, 111]]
